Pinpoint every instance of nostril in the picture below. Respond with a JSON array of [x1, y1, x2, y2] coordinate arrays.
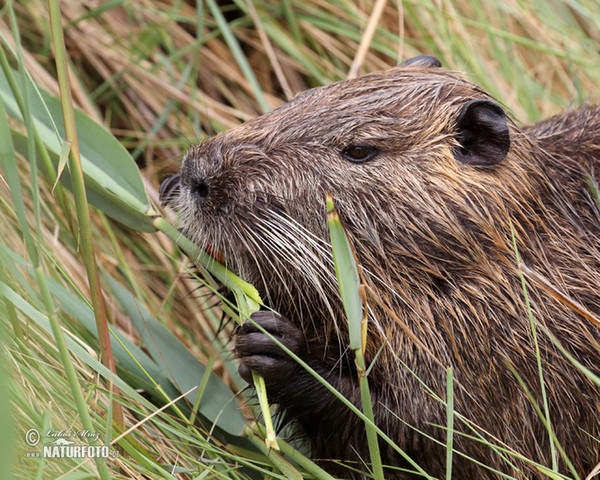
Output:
[[192, 181, 209, 201]]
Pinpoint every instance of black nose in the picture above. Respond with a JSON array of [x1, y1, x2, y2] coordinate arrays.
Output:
[[159, 173, 180, 206], [191, 180, 210, 202]]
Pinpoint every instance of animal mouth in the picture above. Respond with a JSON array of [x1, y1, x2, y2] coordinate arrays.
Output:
[[205, 243, 225, 265]]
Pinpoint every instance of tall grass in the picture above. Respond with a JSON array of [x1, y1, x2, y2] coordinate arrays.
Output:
[[1, 0, 599, 479]]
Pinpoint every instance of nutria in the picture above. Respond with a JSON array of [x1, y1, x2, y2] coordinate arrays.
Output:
[[163, 55, 600, 479]]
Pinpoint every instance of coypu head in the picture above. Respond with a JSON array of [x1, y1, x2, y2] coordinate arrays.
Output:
[[166, 57, 583, 349]]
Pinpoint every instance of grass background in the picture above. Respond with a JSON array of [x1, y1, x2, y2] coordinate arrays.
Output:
[[1, 0, 599, 479]]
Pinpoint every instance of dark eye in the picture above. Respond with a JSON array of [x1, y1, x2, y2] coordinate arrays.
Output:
[[341, 145, 379, 163]]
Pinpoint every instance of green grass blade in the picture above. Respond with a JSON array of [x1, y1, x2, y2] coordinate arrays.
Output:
[[0, 316, 15, 480], [246, 428, 302, 480], [205, 0, 270, 113], [327, 194, 384, 480], [446, 367, 455, 480], [326, 194, 362, 350], [0, 96, 38, 265], [510, 222, 557, 471], [281, 0, 302, 43], [106, 275, 247, 436]]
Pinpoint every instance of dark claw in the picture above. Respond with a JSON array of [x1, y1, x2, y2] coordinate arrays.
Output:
[[237, 311, 303, 339], [238, 354, 293, 383], [235, 311, 305, 386]]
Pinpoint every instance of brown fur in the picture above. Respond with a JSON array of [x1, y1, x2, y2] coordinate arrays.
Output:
[[175, 65, 600, 479]]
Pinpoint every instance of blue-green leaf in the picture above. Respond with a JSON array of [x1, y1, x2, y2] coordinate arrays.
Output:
[[0, 66, 155, 232]]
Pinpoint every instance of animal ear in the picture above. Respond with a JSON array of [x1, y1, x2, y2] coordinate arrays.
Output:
[[454, 99, 510, 166], [400, 55, 442, 68]]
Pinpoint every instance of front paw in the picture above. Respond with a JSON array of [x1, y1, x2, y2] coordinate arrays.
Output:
[[235, 311, 305, 386]]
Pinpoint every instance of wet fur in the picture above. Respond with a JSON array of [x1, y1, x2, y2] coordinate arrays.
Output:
[[176, 66, 600, 478]]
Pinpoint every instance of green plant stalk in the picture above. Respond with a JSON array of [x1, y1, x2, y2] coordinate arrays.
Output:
[[510, 222, 557, 471], [0, 32, 70, 206], [0, 71, 38, 267], [47, 0, 124, 430], [35, 409, 52, 480], [205, 0, 270, 113], [3, 297, 21, 339], [245, 426, 302, 480], [275, 436, 337, 480], [34, 265, 111, 479], [189, 356, 215, 424], [326, 195, 384, 480], [251, 371, 279, 450], [152, 216, 280, 449], [537, 324, 600, 387], [7, 4, 44, 265], [446, 367, 454, 480], [152, 216, 261, 307], [280, 0, 302, 44], [0, 284, 15, 480], [326, 195, 362, 350], [11, 97, 73, 234], [587, 176, 600, 207], [103, 324, 194, 425], [228, 258, 279, 451], [354, 347, 384, 479], [504, 362, 579, 480]]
